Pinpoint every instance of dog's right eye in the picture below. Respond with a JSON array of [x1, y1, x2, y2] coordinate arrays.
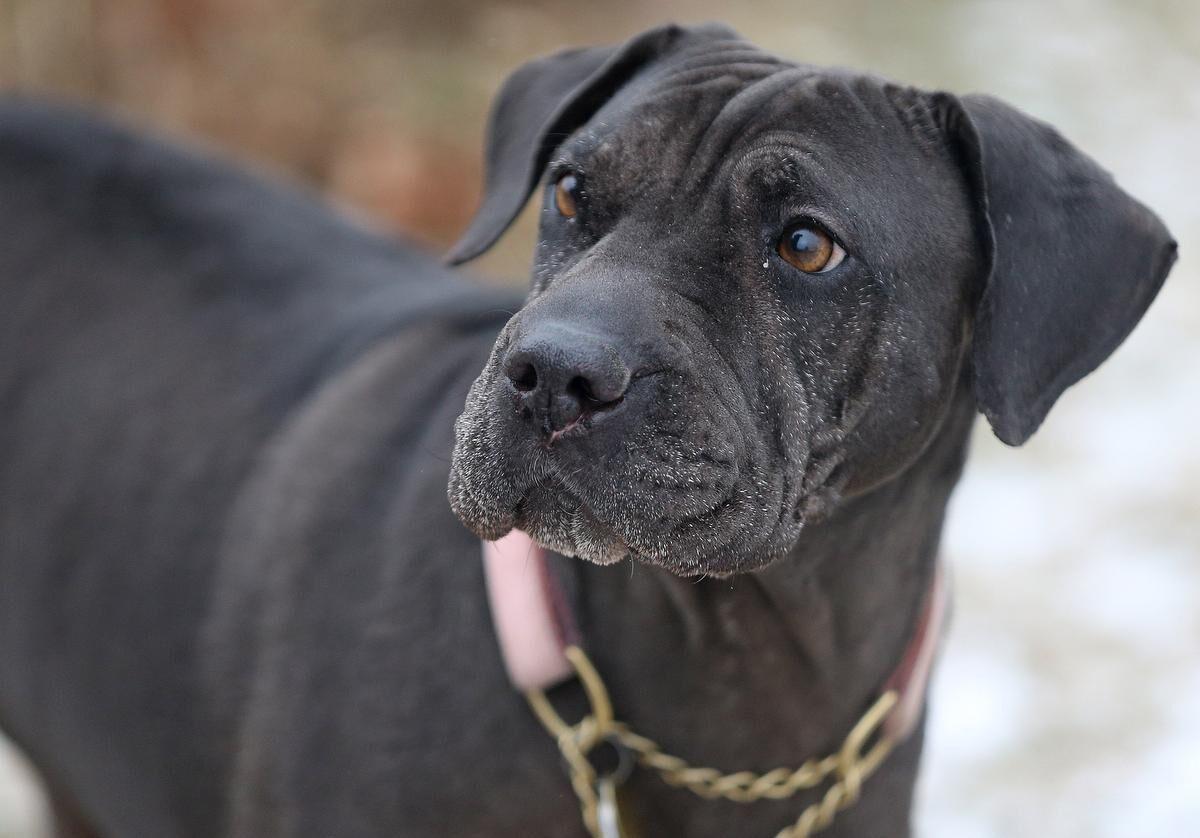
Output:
[[777, 222, 846, 274], [553, 173, 580, 219]]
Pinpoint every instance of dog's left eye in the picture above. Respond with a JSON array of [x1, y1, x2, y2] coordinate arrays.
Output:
[[777, 223, 846, 274], [553, 173, 580, 219]]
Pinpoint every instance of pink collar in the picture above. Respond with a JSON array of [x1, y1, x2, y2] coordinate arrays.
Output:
[[482, 528, 947, 742]]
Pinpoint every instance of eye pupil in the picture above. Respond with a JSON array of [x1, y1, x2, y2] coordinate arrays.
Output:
[[790, 228, 819, 254]]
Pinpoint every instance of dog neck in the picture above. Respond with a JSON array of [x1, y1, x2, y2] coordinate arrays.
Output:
[[521, 383, 977, 834]]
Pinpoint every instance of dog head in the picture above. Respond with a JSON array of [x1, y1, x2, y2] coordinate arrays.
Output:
[[446, 23, 1175, 575]]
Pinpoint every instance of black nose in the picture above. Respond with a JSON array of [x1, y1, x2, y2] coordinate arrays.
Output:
[[503, 323, 631, 439]]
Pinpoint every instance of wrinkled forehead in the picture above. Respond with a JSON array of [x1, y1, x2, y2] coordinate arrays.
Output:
[[558, 49, 934, 204]]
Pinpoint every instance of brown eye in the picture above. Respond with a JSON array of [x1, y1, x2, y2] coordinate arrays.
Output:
[[554, 172, 580, 218], [777, 223, 846, 273]]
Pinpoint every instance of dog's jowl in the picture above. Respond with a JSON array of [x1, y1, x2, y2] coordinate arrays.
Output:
[[0, 22, 1175, 838]]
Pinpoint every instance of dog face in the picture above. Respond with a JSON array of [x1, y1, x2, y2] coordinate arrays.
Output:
[[447, 24, 1175, 575]]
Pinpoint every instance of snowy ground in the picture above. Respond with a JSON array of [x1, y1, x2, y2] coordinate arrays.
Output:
[[1, 2, 1197, 836]]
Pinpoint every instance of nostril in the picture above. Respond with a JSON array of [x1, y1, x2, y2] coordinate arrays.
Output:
[[566, 376, 597, 405], [508, 362, 538, 393], [567, 375, 625, 408]]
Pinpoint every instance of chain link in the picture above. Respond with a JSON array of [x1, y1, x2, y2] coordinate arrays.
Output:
[[526, 646, 899, 838]]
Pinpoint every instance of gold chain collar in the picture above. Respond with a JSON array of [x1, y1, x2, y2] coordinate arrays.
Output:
[[527, 645, 900, 838]]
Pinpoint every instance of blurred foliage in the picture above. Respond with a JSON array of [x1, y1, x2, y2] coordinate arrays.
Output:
[[0, 0, 498, 251]]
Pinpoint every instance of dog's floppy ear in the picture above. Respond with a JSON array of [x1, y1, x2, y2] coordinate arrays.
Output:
[[941, 93, 1177, 446], [447, 23, 737, 265]]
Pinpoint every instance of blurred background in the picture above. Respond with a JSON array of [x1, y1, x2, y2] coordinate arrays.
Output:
[[1, 0, 1197, 835]]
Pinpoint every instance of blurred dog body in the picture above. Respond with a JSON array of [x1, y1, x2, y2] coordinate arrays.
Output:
[[0, 99, 535, 837]]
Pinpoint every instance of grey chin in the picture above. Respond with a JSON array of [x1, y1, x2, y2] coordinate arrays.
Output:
[[529, 526, 630, 566], [518, 503, 632, 567]]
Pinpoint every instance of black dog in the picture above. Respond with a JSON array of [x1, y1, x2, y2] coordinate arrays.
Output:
[[0, 23, 1175, 838]]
